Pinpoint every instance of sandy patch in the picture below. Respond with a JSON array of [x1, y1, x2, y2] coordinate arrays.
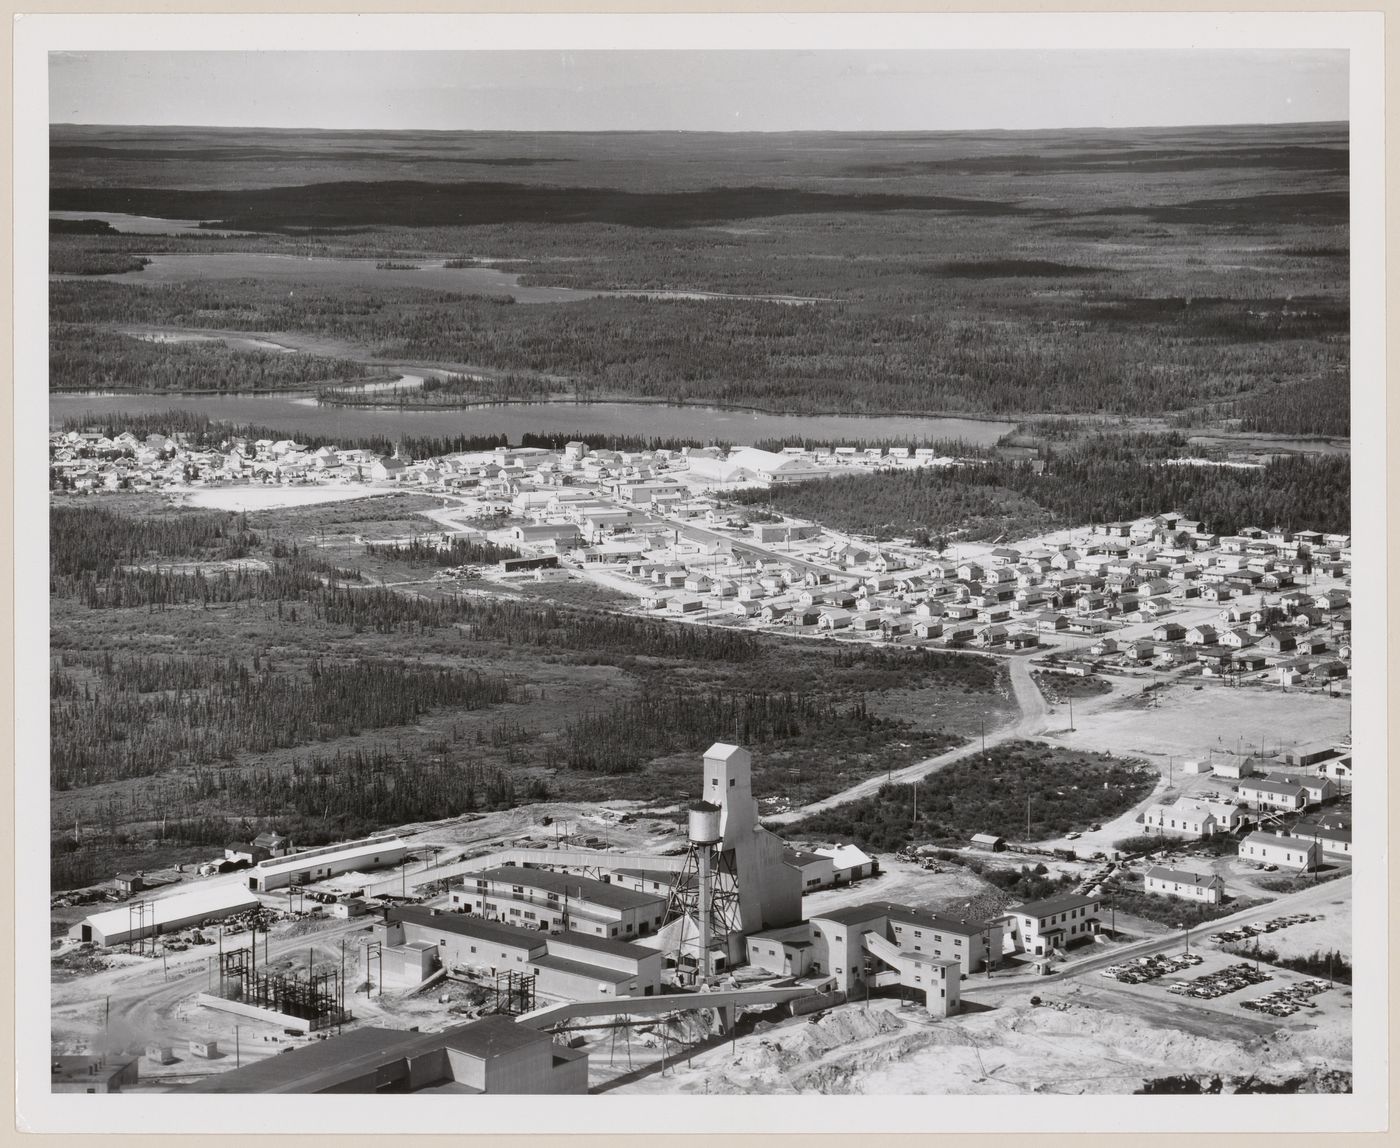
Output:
[[166, 486, 407, 512]]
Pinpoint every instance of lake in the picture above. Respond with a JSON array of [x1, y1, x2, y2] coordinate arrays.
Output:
[[51, 251, 822, 306], [49, 211, 254, 237], [48, 392, 1014, 448]]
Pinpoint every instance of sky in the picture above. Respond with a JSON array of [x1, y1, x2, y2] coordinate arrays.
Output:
[[49, 50, 1348, 133]]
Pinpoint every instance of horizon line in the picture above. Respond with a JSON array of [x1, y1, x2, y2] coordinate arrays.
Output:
[[49, 118, 1350, 136]]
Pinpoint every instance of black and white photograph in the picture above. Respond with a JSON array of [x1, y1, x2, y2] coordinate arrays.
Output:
[[12, 10, 1388, 1138]]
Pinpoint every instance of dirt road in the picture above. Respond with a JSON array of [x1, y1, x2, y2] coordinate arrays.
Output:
[[768, 656, 1079, 825]]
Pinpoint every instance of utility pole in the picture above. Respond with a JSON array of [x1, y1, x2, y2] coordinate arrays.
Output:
[[235, 1025, 241, 1068], [1068, 694, 1074, 731], [981, 716, 986, 757], [1026, 794, 1031, 840]]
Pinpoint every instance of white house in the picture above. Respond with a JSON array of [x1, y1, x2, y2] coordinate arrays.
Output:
[[1237, 776, 1307, 812], [1144, 866, 1225, 905], [1238, 832, 1320, 871], [1141, 799, 1245, 838]]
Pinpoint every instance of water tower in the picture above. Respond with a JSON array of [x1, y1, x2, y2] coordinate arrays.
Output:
[[663, 801, 741, 983]]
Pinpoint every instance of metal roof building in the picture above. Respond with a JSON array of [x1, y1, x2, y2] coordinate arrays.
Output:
[[247, 834, 408, 892], [69, 883, 260, 947]]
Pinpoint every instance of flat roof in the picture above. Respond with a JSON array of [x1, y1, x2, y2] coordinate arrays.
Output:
[[469, 866, 664, 911], [809, 901, 990, 935], [393, 907, 547, 953], [182, 1027, 431, 1094], [546, 929, 656, 961], [184, 1019, 553, 1094], [253, 837, 405, 879], [531, 953, 636, 985]]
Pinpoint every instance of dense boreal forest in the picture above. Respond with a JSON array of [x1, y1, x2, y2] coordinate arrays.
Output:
[[50, 325, 370, 392], [58, 408, 513, 459], [783, 741, 1156, 851], [49, 122, 1350, 430], [731, 435, 1350, 540], [56, 408, 719, 458], [49, 275, 1349, 424]]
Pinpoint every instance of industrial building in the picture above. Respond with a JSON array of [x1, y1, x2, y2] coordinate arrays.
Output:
[[182, 1017, 588, 1094], [749, 902, 1001, 986], [69, 883, 261, 947], [745, 901, 987, 1015], [245, 834, 408, 892], [51, 1055, 140, 1093], [648, 744, 803, 978], [447, 867, 667, 940], [377, 906, 664, 999]]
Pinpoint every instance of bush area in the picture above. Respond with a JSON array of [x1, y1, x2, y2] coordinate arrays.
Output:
[[978, 863, 1078, 904], [1100, 883, 1250, 928], [1033, 670, 1114, 702], [1222, 945, 1351, 984], [558, 688, 958, 776], [363, 536, 520, 567], [1255, 868, 1350, 893], [52, 745, 540, 890], [729, 433, 1350, 538], [50, 652, 528, 789], [783, 740, 1154, 852]]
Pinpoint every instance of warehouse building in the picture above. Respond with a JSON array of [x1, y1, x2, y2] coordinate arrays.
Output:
[[447, 867, 668, 940], [379, 906, 663, 999], [69, 883, 261, 947], [246, 834, 408, 892], [182, 1016, 588, 1094]]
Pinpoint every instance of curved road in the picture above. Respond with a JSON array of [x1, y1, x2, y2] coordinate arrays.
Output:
[[767, 656, 1053, 826]]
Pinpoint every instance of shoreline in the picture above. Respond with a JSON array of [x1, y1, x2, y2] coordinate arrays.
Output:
[[47, 388, 1351, 450]]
